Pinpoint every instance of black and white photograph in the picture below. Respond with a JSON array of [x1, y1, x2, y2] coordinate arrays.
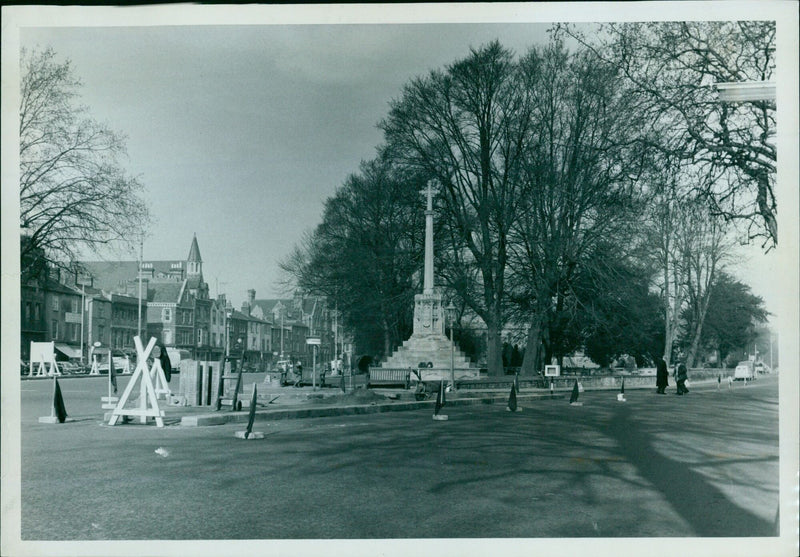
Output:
[[2, 3, 798, 557]]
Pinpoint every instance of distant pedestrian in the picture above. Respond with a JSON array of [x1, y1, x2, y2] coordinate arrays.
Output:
[[675, 360, 689, 395], [294, 362, 303, 387], [655, 355, 669, 394]]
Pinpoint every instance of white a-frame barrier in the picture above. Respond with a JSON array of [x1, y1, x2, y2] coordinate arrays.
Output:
[[29, 342, 60, 377], [108, 336, 164, 427]]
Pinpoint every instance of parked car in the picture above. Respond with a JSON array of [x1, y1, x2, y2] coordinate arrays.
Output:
[[734, 360, 756, 381], [276, 359, 293, 373], [754, 361, 770, 374]]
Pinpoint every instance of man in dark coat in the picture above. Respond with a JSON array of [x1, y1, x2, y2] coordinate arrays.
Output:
[[157, 343, 172, 383], [655, 355, 669, 394]]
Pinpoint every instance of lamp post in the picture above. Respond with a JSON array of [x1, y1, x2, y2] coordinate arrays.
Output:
[[446, 301, 456, 391], [80, 283, 85, 365], [225, 310, 232, 358], [137, 237, 143, 340]]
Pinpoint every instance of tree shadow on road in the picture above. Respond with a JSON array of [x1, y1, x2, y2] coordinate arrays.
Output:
[[605, 404, 778, 537]]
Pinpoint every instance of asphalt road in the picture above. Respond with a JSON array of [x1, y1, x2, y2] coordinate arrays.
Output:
[[17, 374, 780, 541]]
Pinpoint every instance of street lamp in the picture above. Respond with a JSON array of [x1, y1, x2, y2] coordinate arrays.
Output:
[[225, 310, 232, 358], [446, 301, 457, 391]]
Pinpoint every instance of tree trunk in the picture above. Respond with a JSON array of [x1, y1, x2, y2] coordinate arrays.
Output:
[[520, 314, 543, 376], [662, 255, 673, 368], [687, 288, 712, 367], [382, 317, 392, 361], [485, 310, 504, 376]]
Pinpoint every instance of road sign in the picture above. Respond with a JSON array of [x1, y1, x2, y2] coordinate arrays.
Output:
[[306, 337, 321, 345], [544, 365, 561, 377]]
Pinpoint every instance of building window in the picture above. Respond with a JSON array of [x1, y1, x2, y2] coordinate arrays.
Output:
[[162, 308, 172, 322], [71, 323, 79, 341], [25, 302, 31, 322], [98, 325, 105, 343], [163, 330, 172, 345], [52, 320, 58, 339], [51, 296, 59, 311], [72, 298, 79, 313], [197, 328, 203, 345], [34, 303, 40, 321]]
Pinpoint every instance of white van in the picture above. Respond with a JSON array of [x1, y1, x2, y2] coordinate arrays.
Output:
[[734, 360, 755, 381]]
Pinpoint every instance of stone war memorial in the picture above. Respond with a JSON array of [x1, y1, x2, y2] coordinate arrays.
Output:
[[379, 182, 478, 382]]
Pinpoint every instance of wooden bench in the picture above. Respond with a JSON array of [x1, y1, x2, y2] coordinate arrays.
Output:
[[367, 368, 411, 389]]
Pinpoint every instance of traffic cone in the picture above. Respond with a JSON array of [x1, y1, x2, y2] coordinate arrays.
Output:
[[53, 377, 68, 422], [40, 376, 68, 423], [507, 382, 521, 412], [433, 379, 448, 420], [569, 379, 582, 405], [236, 384, 264, 439]]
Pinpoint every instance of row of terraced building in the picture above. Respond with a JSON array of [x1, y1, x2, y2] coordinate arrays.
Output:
[[20, 235, 351, 371]]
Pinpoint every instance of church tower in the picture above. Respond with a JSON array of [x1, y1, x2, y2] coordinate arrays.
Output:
[[187, 233, 203, 280], [186, 233, 209, 300]]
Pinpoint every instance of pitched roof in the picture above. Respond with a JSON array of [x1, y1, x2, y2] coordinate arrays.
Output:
[[76, 260, 187, 293], [187, 234, 202, 263], [44, 279, 81, 296], [252, 299, 290, 315], [75, 261, 139, 292], [148, 281, 186, 304], [229, 308, 269, 324]]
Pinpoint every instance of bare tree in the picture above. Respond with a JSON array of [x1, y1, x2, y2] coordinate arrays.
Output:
[[681, 199, 735, 367], [508, 42, 645, 375], [19, 47, 149, 279], [382, 41, 534, 376], [557, 22, 776, 249]]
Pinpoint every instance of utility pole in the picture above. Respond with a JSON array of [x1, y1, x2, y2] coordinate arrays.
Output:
[[333, 304, 338, 367], [137, 238, 143, 340]]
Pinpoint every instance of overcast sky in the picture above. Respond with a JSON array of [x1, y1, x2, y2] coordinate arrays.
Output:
[[10, 6, 793, 321], [20, 23, 557, 305]]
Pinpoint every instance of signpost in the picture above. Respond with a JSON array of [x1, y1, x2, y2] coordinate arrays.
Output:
[[306, 337, 320, 390]]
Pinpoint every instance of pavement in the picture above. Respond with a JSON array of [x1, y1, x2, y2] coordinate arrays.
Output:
[[20, 372, 741, 428]]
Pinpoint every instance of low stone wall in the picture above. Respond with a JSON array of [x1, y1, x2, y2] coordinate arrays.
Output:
[[456, 368, 731, 392]]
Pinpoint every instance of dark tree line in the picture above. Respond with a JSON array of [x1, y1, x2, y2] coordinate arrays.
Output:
[[282, 26, 773, 373]]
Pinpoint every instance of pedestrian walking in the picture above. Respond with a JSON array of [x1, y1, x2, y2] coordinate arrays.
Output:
[[675, 360, 689, 395], [294, 362, 303, 387], [655, 355, 669, 394]]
